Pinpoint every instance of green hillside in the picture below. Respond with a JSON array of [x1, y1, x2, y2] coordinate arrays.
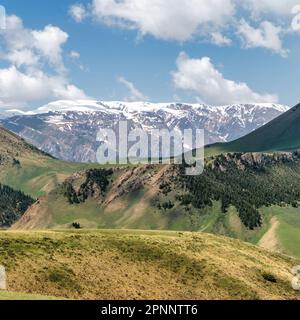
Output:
[[206, 103, 300, 156], [2, 117, 300, 300], [0, 229, 298, 300], [4, 121, 300, 264], [12, 153, 300, 243], [0, 127, 105, 198]]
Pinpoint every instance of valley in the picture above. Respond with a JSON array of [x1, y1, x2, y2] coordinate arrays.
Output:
[[1, 103, 300, 300]]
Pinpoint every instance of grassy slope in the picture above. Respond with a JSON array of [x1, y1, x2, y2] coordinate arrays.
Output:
[[13, 186, 220, 231], [199, 104, 300, 260], [205, 103, 300, 157], [0, 126, 107, 198], [0, 229, 299, 300], [259, 206, 300, 259], [0, 291, 61, 300], [2, 125, 300, 264], [0, 157, 105, 198], [12, 158, 300, 250]]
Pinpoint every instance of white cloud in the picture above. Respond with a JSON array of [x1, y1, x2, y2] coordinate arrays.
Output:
[[237, 19, 288, 57], [3, 15, 34, 53], [0, 15, 89, 108], [71, 0, 300, 56], [291, 5, 300, 31], [90, 0, 235, 41], [51, 83, 88, 100], [118, 76, 147, 101], [211, 32, 232, 46], [69, 51, 88, 72], [69, 4, 88, 23], [32, 25, 69, 70], [172, 52, 277, 105], [0, 66, 87, 108], [242, 0, 300, 15], [1, 16, 69, 70], [0, 67, 51, 106], [4, 49, 39, 68]]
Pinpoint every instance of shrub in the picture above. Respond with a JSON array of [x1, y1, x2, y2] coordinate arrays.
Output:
[[72, 222, 81, 229], [262, 272, 277, 283]]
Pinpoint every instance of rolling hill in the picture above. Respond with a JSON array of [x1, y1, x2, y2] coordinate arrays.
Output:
[[0, 229, 299, 300], [11, 152, 300, 245], [3, 102, 300, 261], [2, 112, 300, 300], [5, 112, 300, 263], [0, 126, 108, 228], [0, 126, 104, 199]]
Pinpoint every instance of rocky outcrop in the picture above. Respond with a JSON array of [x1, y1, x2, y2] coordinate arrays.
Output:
[[209, 152, 300, 172], [60, 168, 114, 204]]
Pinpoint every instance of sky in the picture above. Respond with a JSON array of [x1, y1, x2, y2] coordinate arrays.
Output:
[[0, 0, 300, 110]]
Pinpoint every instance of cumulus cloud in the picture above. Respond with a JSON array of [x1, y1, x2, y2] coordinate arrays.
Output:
[[5, 49, 40, 68], [2, 16, 69, 70], [172, 52, 278, 105], [118, 76, 147, 101], [237, 19, 288, 57], [69, 4, 88, 23], [0, 66, 87, 107], [0, 15, 88, 108], [70, 0, 300, 56], [242, 0, 300, 16], [88, 0, 235, 42], [32, 25, 69, 70]]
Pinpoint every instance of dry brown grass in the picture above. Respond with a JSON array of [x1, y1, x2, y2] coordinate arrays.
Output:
[[259, 217, 281, 252], [0, 229, 299, 300]]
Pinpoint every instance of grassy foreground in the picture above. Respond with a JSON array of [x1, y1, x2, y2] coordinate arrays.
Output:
[[0, 229, 299, 300], [0, 291, 61, 300]]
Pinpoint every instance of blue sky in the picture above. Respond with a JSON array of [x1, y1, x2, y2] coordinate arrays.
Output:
[[1, 0, 300, 109]]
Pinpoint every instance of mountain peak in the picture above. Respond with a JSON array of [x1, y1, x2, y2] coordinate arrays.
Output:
[[32, 100, 289, 115], [0, 101, 289, 163]]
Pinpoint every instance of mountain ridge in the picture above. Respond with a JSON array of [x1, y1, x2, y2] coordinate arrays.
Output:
[[206, 102, 300, 156], [3, 99, 289, 114], [0, 100, 289, 162]]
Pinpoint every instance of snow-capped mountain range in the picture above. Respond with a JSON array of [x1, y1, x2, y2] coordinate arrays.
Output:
[[0, 100, 289, 162]]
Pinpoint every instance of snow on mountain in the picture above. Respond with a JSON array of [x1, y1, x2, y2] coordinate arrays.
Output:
[[0, 100, 289, 162], [36, 100, 288, 115]]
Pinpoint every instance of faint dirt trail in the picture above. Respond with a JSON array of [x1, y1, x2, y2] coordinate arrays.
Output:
[[259, 216, 280, 252]]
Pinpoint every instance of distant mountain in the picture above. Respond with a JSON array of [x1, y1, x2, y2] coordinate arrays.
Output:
[[207, 102, 300, 156], [0, 100, 288, 162]]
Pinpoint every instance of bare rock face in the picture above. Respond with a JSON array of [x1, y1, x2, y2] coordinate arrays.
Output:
[[60, 168, 114, 205], [209, 152, 300, 172], [0, 101, 289, 163]]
